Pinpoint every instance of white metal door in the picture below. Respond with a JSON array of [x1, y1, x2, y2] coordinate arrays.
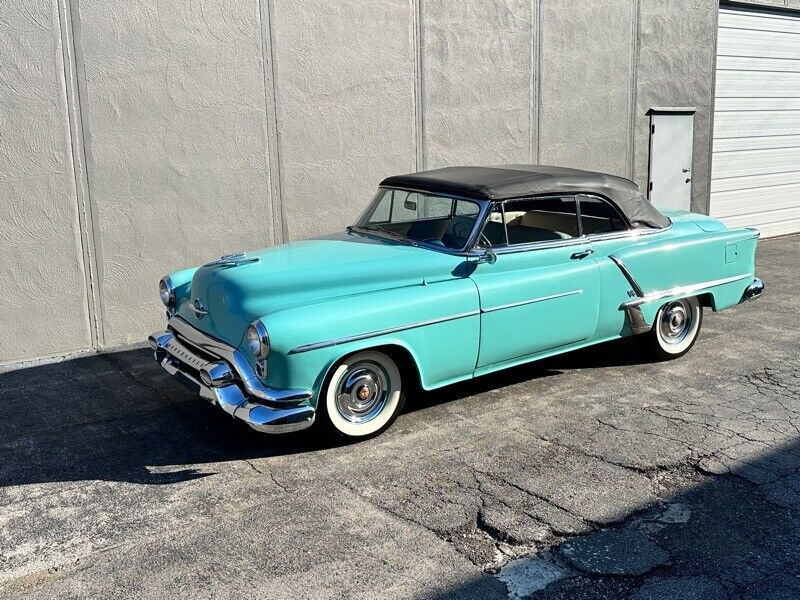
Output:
[[648, 113, 694, 211], [711, 7, 800, 237]]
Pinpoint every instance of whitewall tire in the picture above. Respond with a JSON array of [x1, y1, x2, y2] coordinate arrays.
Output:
[[645, 296, 703, 359], [322, 351, 405, 438]]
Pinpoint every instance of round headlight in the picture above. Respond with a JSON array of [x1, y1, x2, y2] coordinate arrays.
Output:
[[159, 276, 174, 307], [246, 321, 269, 358]]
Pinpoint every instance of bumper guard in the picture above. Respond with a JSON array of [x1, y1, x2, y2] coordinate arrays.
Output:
[[148, 324, 315, 434]]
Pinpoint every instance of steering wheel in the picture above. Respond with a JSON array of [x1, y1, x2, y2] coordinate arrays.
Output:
[[449, 220, 473, 244], [479, 232, 493, 248]]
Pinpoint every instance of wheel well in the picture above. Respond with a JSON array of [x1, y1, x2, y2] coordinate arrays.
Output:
[[697, 292, 715, 310], [323, 344, 422, 396], [368, 344, 422, 393]]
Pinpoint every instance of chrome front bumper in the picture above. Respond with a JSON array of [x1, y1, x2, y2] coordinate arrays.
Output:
[[148, 320, 315, 434]]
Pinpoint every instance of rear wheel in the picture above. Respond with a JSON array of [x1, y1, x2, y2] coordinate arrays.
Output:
[[321, 350, 406, 439], [641, 296, 703, 360]]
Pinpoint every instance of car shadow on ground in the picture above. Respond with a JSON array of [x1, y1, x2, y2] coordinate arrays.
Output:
[[0, 336, 650, 488], [410, 336, 650, 413], [428, 436, 800, 600]]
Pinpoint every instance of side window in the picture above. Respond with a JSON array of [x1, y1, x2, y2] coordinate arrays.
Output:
[[578, 195, 627, 234], [480, 206, 507, 247], [369, 189, 392, 223], [503, 196, 580, 245]]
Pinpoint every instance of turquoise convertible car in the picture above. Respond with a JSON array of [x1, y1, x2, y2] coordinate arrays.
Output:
[[149, 166, 763, 439]]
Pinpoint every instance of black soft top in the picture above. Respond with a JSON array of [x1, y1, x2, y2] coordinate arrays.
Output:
[[380, 165, 671, 229]]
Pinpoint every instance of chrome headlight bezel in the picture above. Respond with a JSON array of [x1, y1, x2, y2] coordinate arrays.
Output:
[[246, 320, 270, 359], [159, 276, 175, 307]]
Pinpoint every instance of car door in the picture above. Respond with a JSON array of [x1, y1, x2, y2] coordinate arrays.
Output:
[[470, 195, 601, 369], [575, 193, 665, 339]]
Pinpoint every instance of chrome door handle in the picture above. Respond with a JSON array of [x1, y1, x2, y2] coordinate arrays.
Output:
[[570, 249, 595, 260]]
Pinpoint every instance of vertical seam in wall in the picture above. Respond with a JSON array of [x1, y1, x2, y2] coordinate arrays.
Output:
[[257, 0, 287, 243], [628, 0, 641, 181], [56, 0, 103, 347], [707, 0, 721, 216], [529, 0, 539, 164], [534, 0, 542, 163], [411, 0, 424, 171]]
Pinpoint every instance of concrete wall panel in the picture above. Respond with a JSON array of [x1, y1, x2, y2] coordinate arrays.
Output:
[[421, 0, 533, 169], [0, 0, 92, 363], [271, 0, 416, 239], [72, 0, 275, 346], [538, 0, 635, 176], [634, 0, 717, 213]]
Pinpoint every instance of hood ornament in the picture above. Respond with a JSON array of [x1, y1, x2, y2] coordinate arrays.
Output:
[[203, 252, 260, 268]]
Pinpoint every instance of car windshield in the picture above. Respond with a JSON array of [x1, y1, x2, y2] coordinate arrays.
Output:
[[355, 189, 482, 250]]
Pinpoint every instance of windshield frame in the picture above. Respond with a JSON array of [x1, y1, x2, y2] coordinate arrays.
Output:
[[351, 186, 491, 254]]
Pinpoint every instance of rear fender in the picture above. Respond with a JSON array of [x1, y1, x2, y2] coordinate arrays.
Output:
[[610, 226, 759, 332]]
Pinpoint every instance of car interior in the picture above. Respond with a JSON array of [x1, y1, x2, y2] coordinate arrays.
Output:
[[481, 195, 628, 247]]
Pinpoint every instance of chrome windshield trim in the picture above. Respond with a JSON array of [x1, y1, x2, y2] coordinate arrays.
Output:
[[353, 187, 492, 255], [619, 273, 753, 309], [288, 310, 480, 355], [482, 289, 583, 313]]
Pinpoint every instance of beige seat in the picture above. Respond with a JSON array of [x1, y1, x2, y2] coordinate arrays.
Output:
[[519, 210, 577, 239]]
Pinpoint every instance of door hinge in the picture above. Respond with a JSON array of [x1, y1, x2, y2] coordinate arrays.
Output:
[[651, 124, 655, 134], [649, 181, 653, 192]]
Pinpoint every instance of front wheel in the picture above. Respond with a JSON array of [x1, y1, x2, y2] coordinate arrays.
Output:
[[321, 350, 406, 439], [640, 296, 703, 360]]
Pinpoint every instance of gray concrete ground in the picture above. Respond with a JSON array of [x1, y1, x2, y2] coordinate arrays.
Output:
[[1, 235, 798, 599]]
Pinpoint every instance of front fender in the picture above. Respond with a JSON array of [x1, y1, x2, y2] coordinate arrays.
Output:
[[260, 278, 481, 403]]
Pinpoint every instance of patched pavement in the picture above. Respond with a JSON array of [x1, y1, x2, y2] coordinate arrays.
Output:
[[1, 235, 799, 599]]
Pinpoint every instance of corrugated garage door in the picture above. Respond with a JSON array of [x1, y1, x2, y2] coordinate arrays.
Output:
[[711, 7, 800, 237]]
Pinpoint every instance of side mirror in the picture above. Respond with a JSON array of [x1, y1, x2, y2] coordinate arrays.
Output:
[[476, 247, 497, 265]]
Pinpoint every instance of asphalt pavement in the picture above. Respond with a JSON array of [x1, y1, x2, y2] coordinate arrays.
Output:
[[1, 234, 798, 599]]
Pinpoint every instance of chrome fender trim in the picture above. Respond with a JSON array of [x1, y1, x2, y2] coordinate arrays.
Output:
[[288, 310, 480, 355], [619, 273, 753, 310], [607, 253, 755, 334]]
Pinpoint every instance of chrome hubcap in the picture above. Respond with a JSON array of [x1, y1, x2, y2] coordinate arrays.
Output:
[[659, 300, 693, 345], [335, 361, 390, 423]]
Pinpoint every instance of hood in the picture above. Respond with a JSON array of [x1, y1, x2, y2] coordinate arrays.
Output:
[[175, 232, 465, 346]]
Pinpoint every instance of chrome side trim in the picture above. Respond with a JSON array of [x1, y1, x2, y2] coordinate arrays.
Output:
[[608, 255, 645, 297], [619, 273, 753, 309], [288, 310, 480, 355], [167, 317, 311, 404], [481, 289, 583, 313], [492, 236, 590, 255], [586, 222, 672, 243]]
